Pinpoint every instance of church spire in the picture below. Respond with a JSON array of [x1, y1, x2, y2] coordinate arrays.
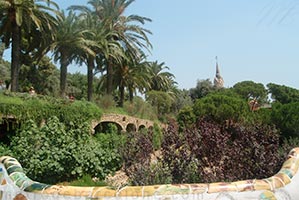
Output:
[[216, 56, 220, 77], [213, 56, 224, 88]]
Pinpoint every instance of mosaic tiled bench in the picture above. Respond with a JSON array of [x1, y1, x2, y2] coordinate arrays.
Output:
[[1, 148, 299, 200]]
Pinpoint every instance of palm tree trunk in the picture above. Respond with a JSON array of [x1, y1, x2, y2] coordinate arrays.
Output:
[[129, 87, 134, 103], [87, 57, 95, 101], [60, 54, 68, 98], [119, 83, 125, 107], [10, 25, 21, 92], [106, 59, 113, 95]]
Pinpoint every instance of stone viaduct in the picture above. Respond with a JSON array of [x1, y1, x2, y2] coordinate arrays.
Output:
[[91, 113, 160, 133], [1, 113, 165, 134]]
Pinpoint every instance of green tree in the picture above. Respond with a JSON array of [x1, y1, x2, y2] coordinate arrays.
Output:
[[267, 83, 299, 104], [0, 0, 59, 92], [18, 56, 59, 95], [70, 0, 152, 100], [148, 61, 176, 92], [51, 11, 96, 98], [172, 89, 193, 113], [113, 53, 151, 106], [193, 93, 251, 123], [146, 90, 173, 120], [177, 106, 196, 130], [233, 81, 268, 103], [67, 72, 89, 100], [85, 0, 152, 95], [189, 79, 214, 100], [67, 7, 121, 101], [271, 102, 299, 138]]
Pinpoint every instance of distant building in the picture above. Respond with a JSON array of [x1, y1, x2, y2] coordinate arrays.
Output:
[[213, 57, 224, 88]]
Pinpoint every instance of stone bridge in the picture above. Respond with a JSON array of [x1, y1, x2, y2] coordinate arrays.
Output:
[[0, 113, 164, 134], [91, 113, 158, 133]]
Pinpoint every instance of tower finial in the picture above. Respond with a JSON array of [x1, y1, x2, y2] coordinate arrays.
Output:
[[213, 56, 224, 88], [215, 56, 220, 76]]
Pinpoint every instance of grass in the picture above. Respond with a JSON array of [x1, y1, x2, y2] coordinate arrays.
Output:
[[68, 175, 107, 187]]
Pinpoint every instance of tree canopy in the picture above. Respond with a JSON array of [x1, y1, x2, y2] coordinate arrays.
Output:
[[267, 83, 299, 104], [233, 81, 268, 103]]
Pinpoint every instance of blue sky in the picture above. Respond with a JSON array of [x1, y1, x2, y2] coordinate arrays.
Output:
[[5, 0, 299, 90]]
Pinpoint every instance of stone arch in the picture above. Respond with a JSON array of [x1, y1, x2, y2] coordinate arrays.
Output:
[[93, 114, 163, 134], [148, 126, 154, 131], [126, 123, 136, 132], [94, 121, 123, 134], [138, 125, 146, 131], [0, 116, 20, 145]]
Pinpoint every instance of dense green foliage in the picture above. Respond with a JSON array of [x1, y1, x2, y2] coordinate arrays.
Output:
[[233, 81, 268, 103], [152, 123, 163, 150], [18, 57, 60, 96], [271, 102, 299, 138], [267, 83, 299, 104], [146, 90, 174, 121], [0, 144, 12, 157], [177, 106, 196, 130], [0, 93, 102, 124], [189, 79, 215, 100], [10, 117, 121, 184], [123, 97, 158, 121], [0, 0, 59, 92], [193, 93, 250, 123]]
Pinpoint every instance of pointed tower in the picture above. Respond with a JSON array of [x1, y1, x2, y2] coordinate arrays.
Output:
[[213, 56, 224, 88]]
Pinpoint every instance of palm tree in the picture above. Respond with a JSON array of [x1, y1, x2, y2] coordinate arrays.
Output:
[[148, 61, 176, 92], [68, 6, 123, 101], [0, 0, 59, 92], [72, 0, 152, 95], [70, 11, 99, 101], [113, 52, 150, 106], [50, 11, 96, 98]]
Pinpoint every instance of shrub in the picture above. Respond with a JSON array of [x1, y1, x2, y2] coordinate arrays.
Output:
[[0, 93, 102, 125], [129, 161, 172, 186], [279, 137, 299, 158], [121, 131, 153, 169], [10, 117, 121, 184], [96, 95, 116, 110], [120, 131, 154, 182], [161, 119, 197, 183], [146, 91, 173, 121], [95, 132, 126, 150], [177, 106, 196, 130], [161, 118, 282, 183], [152, 123, 163, 150], [123, 97, 157, 120], [0, 143, 12, 157]]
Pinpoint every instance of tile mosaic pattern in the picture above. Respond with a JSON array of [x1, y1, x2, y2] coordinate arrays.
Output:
[[0, 148, 299, 199]]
